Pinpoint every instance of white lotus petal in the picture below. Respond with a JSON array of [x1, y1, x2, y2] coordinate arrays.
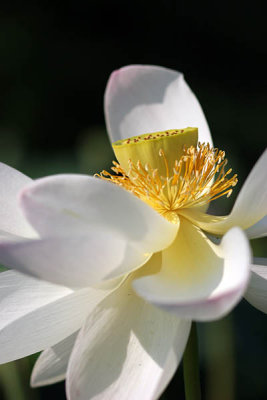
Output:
[[66, 280, 190, 400], [151, 320, 191, 400], [0, 270, 117, 363], [105, 65, 212, 145], [181, 149, 267, 235], [231, 149, 267, 228], [246, 215, 267, 239], [0, 162, 36, 238], [245, 258, 267, 313], [0, 233, 150, 288], [20, 174, 177, 253], [0, 229, 23, 241], [31, 331, 78, 387], [133, 219, 251, 321]]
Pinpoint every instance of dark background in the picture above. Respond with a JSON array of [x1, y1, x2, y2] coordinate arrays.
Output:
[[0, 1, 266, 399]]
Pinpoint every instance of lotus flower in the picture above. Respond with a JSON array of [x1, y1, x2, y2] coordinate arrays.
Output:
[[0, 65, 266, 400]]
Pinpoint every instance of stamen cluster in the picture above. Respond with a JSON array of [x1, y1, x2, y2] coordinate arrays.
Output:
[[97, 143, 238, 221]]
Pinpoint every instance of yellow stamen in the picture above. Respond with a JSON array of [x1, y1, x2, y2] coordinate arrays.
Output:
[[97, 143, 238, 222]]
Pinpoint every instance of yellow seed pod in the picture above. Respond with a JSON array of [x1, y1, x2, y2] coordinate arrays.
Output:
[[112, 127, 198, 176]]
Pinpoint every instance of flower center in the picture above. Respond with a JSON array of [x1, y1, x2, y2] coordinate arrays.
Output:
[[97, 129, 238, 223]]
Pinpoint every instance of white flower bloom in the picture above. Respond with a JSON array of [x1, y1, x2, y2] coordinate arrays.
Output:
[[0, 65, 265, 400]]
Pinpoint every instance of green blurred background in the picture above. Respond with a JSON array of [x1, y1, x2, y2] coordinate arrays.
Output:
[[0, 1, 266, 399]]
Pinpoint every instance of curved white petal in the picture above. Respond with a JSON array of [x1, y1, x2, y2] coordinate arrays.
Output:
[[246, 215, 267, 239], [31, 332, 78, 387], [133, 219, 251, 321], [105, 65, 212, 145], [0, 270, 117, 363], [231, 149, 267, 229], [0, 233, 150, 288], [244, 258, 267, 313], [20, 174, 177, 253], [151, 322, 191, 400], [181, 149, 267, 236], [0, 162, 36, 238], [66, 280, 190, 400]]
